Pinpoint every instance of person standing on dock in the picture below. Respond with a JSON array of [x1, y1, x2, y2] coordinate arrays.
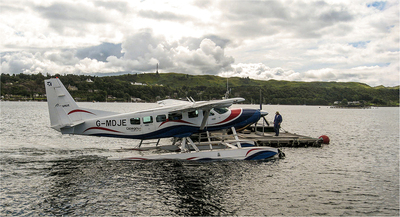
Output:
[[273, 111, 283, 136]]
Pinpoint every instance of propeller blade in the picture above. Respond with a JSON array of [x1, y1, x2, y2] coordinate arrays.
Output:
[[262, 116, 270, 126]]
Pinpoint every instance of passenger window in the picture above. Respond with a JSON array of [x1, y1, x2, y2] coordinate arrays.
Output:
[[143, 116, 153, 124], [168, 113, 182, 121], [188, 110, 199, 118], [156, 114, 166, 122], [214, 107, 229, 114], [130, 117, 140, 125]]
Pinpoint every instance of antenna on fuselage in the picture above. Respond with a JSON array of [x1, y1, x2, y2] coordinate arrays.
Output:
[[186, 97, 196, 103]]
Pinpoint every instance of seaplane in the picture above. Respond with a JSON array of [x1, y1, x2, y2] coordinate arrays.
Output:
[[45, 77, 283, 161]]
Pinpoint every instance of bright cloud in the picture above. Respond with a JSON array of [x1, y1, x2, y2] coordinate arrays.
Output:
[[0, 0, 399, 87]]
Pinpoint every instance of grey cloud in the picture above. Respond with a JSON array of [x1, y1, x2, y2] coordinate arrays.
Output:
[[35, 2, 110, 22], [274, 68, 284, 76], [218, 0, 355, 39], [1, 52, 33, 74], [217, 1, 292, 38], [0, 3, 27, 14], [122, 30, 168, 60], [46, 50, 79, 65], [108, 30, 234, 74], [76, 43, 123, 62], [287, 3, 354, 38], [228, 20, 279, 38], [187, 39, 234, 73], [222, 0, 288, 21], [193, 0, 213, 9], [178, 38, 234, 74], [119, 29, 174, 71], [138, 10, 193, 22], [1, 50, 76, 74], [94, 1, 130, 13], [319, 9, 353, 23], [179, 35, 230, 50], [205, 35, 230, 48], [34, 2, 112, 32]]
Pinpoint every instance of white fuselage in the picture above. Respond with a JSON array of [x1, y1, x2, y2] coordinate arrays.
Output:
[[66, 106, 260, 139]]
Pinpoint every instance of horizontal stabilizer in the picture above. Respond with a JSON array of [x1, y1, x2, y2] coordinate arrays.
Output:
[[54, 120, 85, 130]]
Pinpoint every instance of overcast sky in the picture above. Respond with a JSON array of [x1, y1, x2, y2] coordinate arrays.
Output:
[[1, 0, 399, 87]]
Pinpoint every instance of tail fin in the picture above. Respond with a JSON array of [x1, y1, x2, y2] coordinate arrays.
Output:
[[45, 78, 83, 131], [45, 78, 118, 132]]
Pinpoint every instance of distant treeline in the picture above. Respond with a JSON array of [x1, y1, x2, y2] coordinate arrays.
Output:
[[1, 72, 399, 106]]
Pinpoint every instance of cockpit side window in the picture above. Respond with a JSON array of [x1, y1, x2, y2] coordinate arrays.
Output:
[[188, 110, 199, 118], [204, 110, 215, 116], [213, 107, 229, 114]]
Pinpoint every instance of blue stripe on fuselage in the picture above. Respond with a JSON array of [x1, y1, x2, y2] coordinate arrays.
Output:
[[203, 109, 260, 131], [244, 151, 277, 160]]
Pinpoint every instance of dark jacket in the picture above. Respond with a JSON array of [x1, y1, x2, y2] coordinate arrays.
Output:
[[274, 114, 282, 126]]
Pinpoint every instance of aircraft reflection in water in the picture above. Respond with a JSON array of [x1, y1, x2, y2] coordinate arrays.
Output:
[[45, 78, 282, 161]]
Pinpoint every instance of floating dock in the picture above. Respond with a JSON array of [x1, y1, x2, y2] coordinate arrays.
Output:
[[239, 126, 324, 147], [191, 125, 327, 148]]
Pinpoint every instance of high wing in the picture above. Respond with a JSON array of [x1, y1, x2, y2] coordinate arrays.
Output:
[[158, 98, 245, 111], [157, 98, 245, 130]]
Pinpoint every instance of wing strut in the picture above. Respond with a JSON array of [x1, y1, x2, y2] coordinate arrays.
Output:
[[200, 109, 210, 130]]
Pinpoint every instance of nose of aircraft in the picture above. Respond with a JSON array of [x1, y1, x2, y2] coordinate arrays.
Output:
[[234, 109, 269, 130], [239, 108, 262, 125]]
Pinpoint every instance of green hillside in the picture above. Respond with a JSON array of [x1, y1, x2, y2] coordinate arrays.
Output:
[[1, 72, 399, 106]]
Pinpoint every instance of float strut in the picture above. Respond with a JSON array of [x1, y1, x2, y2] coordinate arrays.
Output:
[[186, 137, 200, 152], [231, 127, 242, 148]]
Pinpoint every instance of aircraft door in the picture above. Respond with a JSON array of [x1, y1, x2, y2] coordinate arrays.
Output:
[[142, 115, 156, 133]]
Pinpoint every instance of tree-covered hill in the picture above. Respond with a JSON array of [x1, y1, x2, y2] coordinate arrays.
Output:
[[1, 72, 399, 106]]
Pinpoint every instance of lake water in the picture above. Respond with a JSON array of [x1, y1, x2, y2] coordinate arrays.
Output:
[[0, 101, 399, 216]]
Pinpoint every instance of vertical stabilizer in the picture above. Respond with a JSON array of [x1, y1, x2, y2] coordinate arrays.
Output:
[[45, 78, 80, 131], [45, 78, 119, 133]]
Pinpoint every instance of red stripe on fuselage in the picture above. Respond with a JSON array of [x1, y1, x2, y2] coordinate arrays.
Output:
[[68, 109, 95, 115], [246, 148, 264, 156], [215, 108, 242, 124], [83, 127, 122, 133]]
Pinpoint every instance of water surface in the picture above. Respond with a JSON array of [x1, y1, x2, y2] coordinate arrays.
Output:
[[1, 102, 398, 216]]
